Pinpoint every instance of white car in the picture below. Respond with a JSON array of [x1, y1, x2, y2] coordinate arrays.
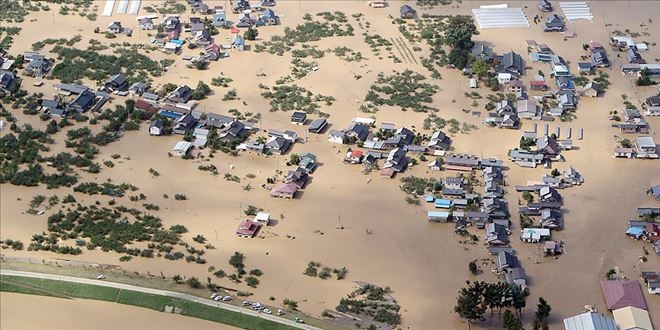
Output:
[[263, 309, 272, 314], [96, 275, 106, 279], [277, 309, 284, 316], [211, 293, 219, 299], [242, 301, 251, 306], [222, 296, 232, 301], [213, 296, 222, 301]]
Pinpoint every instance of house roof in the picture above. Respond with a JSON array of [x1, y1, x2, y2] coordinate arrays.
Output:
[[400, 4, 416, 14], [69, 89, 96, 110], [563, 312, 617, 330], [600, 280, 648, 310], [636, 136, 656, 148], [291, 111, 307, 121], [308, 118, 327, 131], [497, 251, 519, 270], [41, 99, 60, 109], [135, 99, 159, 113], [501, 51, 523, 73], [271, 182, 298, 194], [612, 306, 653, 330], [107, 73, 127, 86], [530, 80, 547, 86], [236, 219, 259, 236]]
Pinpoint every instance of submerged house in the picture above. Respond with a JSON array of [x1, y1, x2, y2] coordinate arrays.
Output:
[[499, 51, 524, 76], [400, 5, 416, 19], [543, 14, 564, 32]]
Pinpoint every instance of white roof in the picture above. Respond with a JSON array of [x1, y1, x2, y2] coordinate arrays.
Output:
[[613, 306, 653, 330], [164, 42, 180, 50], [172, 141, 193, 152], [637, 136, 656, 148], [564, 312, 617, 330], [498, 72, 512, 79], [521, 228, 550, 240], [255, 212, 270, 221], [353, 117, 375, 124]]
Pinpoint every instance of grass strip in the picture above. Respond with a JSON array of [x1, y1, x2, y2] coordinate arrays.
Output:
[[1, 275, 119, 301], [1, 275, 299, 330]]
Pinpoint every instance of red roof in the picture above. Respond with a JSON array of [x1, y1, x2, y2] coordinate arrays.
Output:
[[645, 224, 660, 241], [230, 27, 239, 34], [351, 150, 364, 158], [271, 183, 298, 194], [530, 80, 547, 86], [236, 220, 260, 237], [135, 99, 159, 115], [600, 280, 648, 310], [205, 44, 220, 52], [509, 80, 524, 87]]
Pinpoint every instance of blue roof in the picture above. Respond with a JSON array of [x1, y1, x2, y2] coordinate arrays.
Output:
[[434, 199, 452, 208], [425, 195, 435, 202], [428, 211, 450, 218], [170, 39, 185, 45], [626, 227, 644, 237]]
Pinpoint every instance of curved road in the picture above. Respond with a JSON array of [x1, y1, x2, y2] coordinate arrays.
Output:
[[0, 269, 323, 330]]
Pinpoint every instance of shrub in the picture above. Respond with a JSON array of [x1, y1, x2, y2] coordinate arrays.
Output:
[[246, 276, 259, 288]]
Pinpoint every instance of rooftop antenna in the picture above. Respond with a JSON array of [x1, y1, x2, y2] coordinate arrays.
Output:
[[337, 211, 343, 229]]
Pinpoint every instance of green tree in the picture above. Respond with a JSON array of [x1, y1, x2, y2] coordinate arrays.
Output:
[[472, 60, 489, 78], [444, 16, 478, 49], [522, 191, 534, 203], [454, 281, 486, 330], [532, 297, 552, 330], [283, 298, 299, 310], [172, 274, 182, 283], [468, 260, 478, 275], [191, 80, 211, 100], [160, 83, 177, 96], [187, 276, 202, 288], [621, 139, 632, 148], [503, 310, 524, 330], [289, 153, 300, 165], [511, 285, 530, 317], [244, 27, 258, 41]]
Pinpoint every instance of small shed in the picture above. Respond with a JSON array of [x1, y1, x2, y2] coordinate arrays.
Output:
[[255, 212, 270, 225]]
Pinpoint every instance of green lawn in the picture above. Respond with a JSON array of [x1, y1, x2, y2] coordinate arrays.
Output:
[[0, 280, 66, 298], [1, 275, 119, 301], [1, 276, 300, 330], [115, 289, 178, 310]]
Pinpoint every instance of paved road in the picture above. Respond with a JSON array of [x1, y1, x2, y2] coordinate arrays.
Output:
[[0, 269, 323, 330]]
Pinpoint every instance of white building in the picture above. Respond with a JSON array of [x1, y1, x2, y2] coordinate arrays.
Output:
[[171, 141, 193, 157], [255, 212, 270, 225]]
